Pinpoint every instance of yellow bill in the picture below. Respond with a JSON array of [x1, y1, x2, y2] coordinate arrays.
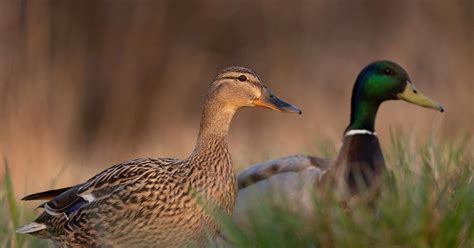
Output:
[[397, 81, 444, 112]]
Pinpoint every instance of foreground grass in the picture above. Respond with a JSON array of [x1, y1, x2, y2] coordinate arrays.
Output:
[[1, 132, 473, 247], [1, 161, 53, 247], [220, 132, 474, 247]]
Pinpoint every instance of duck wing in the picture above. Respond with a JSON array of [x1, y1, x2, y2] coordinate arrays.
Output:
[[22, 157, 178, 217], [234, 156, 331, 225], [17, 157, 179, 236], [237, 155, 331, 189], [22, 186, 76, 201]]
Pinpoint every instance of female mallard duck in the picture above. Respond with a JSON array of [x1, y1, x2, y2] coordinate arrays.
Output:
[[235, 61, 444, 215], [17, 66, 301, 247]]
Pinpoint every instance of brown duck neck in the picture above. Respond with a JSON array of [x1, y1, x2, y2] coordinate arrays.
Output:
[[188, 98, 237, 215], [194, 99, 236, 154]]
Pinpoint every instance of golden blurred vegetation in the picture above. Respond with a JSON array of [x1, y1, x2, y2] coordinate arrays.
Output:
[[0, 0, 472, 195]]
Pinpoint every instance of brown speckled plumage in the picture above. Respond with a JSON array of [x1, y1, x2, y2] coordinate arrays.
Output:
[[17, 66, 301, 247], [40, 153, 234, 247]]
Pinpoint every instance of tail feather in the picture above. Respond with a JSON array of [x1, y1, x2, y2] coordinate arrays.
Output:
[[22, 186, 74, 201], [16, 222, 47, 234]]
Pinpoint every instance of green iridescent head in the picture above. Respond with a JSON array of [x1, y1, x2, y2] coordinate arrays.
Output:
[[347, 60, 444, 132]]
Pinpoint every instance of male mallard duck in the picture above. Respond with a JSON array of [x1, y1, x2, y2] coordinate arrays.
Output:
[[17, 66, 301, 247], [235, 61, 444, 215]]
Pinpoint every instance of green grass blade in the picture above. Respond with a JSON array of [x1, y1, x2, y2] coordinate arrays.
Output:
[[4, 159, 24, 248]]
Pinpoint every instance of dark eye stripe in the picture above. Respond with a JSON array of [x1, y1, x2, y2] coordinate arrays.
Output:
[[218, 75, 252, 81], [218, 76, 239, 80]]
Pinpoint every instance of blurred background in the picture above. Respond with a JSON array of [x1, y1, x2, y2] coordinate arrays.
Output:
[[0, 0, 472, 195]]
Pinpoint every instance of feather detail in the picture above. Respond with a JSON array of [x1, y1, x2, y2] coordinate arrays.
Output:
[[21, 186, 74, 201], [81, 193, 95, 202], [16, 222, 47, 234]]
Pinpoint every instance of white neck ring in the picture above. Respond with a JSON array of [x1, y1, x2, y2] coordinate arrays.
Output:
[[345, 129, 377, 137]]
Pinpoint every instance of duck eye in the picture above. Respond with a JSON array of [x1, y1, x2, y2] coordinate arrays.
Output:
[[237, 75, 247, 82], [384, 68, 391, 75]]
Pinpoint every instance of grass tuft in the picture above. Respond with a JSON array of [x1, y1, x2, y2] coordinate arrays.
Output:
[[223, 133, 474, 247], [3, 160, 24, 248], [1, 160, 53, 247]]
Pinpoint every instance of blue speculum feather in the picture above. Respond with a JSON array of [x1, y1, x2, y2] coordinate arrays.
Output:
[[64, 199, 87, 216]]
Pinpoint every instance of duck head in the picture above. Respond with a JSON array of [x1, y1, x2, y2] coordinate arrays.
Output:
[[208, 66, 302, 114], [347, 60, 444, 132]]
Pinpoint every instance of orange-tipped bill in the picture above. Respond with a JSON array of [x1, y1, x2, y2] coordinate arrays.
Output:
[[254, 87, 302, 114], [397, 81, 444, 112]]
